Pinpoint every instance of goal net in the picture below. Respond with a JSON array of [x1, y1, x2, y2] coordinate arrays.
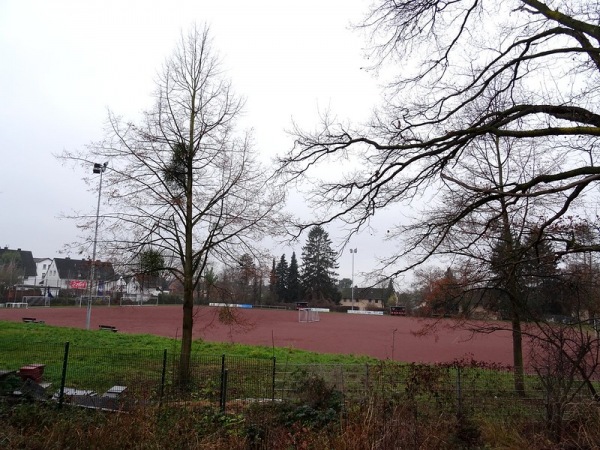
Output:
[[298, 308, 320, 323]]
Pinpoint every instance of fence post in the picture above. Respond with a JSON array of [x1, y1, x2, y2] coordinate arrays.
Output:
[[159, 349, 167, 406], [271, 356, 276, 402], [219, 354, 226, 410], [456, 365, 462, 417], [58, 341, 70, 409], [220, 369, 228, 413]]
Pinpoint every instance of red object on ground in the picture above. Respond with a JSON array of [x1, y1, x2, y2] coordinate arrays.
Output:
[[18, 364, 45, 382], [0, 306, 519, 367]]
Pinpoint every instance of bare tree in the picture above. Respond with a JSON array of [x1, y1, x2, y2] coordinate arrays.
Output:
[[529, 319, 600, 442], [276, 0, 600, 392], [62, 25, 286, 385], [277, 0, 600, 259], [0, 251, 24, 300], [433, 133, 562, 393]]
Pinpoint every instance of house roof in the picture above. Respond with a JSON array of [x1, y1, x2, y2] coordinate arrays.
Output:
[[53, 257, 116, 281], [0, 247, 37, 277], [340, 287, 386, 301], [34, 257, 52, 263]]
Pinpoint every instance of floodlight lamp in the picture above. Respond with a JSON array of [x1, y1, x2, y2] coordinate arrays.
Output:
[[93, 162, 108, 174]]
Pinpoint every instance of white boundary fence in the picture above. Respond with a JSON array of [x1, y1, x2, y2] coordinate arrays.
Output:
[[347, 310, 384, 316], [209, 303, 253, 309]]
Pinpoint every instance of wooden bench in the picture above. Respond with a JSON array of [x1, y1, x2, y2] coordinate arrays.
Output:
[[22, 317, 44, 324], [99, 325, 118, 332]]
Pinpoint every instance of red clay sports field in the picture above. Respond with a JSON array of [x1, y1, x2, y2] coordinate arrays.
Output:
[[0, 305, 516, 366]]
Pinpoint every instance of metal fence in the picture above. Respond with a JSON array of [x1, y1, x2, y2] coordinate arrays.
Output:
[[1, 341, 596, 421]]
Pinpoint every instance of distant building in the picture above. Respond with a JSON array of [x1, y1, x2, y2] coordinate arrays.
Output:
[[0, 247, 37, 281], [339, 287, 387, 310], [23, 257, 53, 287], [0, 247, 41, 301], [43, 257, 116, 296]]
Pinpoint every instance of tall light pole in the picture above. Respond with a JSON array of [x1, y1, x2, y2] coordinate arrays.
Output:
[[350, 248, 357, 311], [86, 162, 108, 330]]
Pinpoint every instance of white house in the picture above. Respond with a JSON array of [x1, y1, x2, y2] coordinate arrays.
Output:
[[23, 257, 53, 287], [42, 257, 116, 296], [339, 287, 388, 311]]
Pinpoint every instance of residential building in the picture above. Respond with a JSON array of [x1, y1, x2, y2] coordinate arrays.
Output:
[[43, 257, 116, 296], [23, 257, 53, 287], [0, 247, 37, 284], [339, 287, 387, 310]]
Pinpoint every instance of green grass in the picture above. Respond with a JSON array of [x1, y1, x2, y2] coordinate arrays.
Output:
[[5, 322, 600, 449], [0, 321, 377, 364], [0, 321, 557, 412], [0, 321, 378, 394]]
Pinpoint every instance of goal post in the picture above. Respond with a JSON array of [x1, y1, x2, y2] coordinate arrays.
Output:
[[298, 308, 320, 323]]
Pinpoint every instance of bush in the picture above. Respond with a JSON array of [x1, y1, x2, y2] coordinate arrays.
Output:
[[330, 305, 352, 313], [365, 304, 385, 312], [158, 293, 183, 304], [243, 372, 344, 448]]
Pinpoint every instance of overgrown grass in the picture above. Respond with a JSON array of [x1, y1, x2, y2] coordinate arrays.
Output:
[[2, 391, 599, 449], [0, 321, 541, 400], [4, 321, 600, 448]]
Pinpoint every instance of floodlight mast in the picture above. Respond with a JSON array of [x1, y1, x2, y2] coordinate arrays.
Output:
[[86, 162, 108, 330], [350, 248, 357, 311]]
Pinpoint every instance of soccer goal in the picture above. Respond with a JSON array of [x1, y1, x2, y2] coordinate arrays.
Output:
[[298, 308, 320, 323]]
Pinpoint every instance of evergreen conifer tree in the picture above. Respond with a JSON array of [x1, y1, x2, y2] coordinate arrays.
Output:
[[288, 252, 301, 303], [300, 226, 340, 302], [275, 254, 289, 302], [269, 258, 276, 296]]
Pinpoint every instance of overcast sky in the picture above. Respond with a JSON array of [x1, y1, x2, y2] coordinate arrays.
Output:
[[0, 0, 412, 286]]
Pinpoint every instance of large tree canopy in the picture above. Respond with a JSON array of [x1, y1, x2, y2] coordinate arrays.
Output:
[[276, 0, 600, 397], [278, 0, 600, 273]]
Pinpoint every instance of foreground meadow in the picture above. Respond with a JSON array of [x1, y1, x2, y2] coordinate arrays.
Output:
[[1, 321, 599, 449]]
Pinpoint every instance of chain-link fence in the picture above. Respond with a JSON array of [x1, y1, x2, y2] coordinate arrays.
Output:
[[1, 341, 597, 422]]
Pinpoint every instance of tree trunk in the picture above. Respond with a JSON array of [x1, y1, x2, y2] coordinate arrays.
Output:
[[178, 135, 195, 387], [179, 284, 194, 387], [495, 136, 526, 397], [511, 313, 526, 396], [178, 81, 198, 388]]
